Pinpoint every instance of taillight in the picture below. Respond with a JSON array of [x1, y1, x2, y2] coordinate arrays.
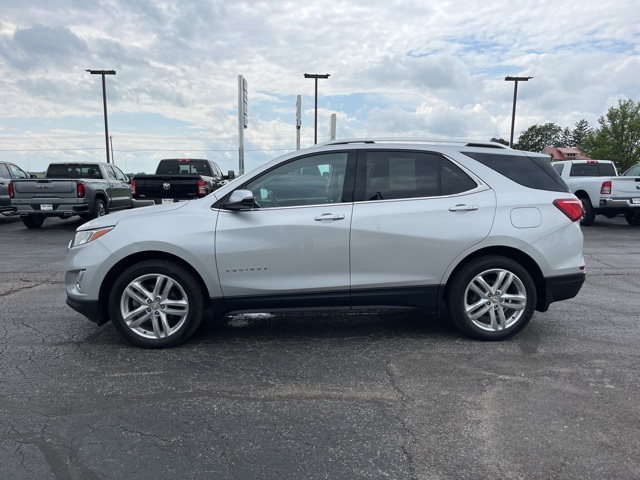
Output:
[[554, 199, 583, 222], [131, 180, 137, 195], [197, 179, 207, 195], [601, 181, 611, 195], [8, 182, 14, 198], [77, 182, 86, 198]]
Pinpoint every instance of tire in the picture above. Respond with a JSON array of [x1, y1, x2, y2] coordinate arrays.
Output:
[[625, 210, 640, 226], [21, 215, 45, 229], [446, 256, 536, 340], [92, 198, 107, 219], [108, 260, 205, 348], [579, 196, 595, 226]]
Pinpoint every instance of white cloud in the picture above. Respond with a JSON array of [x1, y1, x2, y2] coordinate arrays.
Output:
[[0, 0, 639, 172]]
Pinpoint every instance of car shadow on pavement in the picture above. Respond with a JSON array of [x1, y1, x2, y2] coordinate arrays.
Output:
[[192, 309, 461, 344]]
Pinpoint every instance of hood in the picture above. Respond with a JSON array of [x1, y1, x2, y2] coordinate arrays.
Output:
[[78, 201, 189, 230]]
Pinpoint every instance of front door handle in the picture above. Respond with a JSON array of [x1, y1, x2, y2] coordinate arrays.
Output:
[[449, 204, 479, 213], [314, 213, 346, 222]]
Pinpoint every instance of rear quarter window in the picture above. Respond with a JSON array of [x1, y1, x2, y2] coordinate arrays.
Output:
[[463, 152, 568, 192]]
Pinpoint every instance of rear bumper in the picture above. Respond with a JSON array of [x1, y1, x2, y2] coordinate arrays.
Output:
[[539, 272, 585, 311], [13, 202, 90, 217], [599, 198, 640, 209]]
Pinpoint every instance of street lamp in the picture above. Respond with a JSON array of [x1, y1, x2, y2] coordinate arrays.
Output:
[[86, 69, 116, 163], [505, 76, 532, 148], [304, 73, 330, 144]]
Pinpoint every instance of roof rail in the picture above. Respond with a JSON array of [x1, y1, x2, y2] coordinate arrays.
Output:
[[322, 138, 510, 149]]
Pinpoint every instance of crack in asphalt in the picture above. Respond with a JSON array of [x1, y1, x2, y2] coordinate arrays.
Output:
[[6, 433, 101, 480], [0, 279, 62, 298]]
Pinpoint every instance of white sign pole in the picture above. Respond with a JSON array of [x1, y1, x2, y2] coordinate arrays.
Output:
[[238, 75, 248, 175]]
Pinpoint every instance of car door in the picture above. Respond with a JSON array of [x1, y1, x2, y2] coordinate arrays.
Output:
[[0, 163, 11, 209], [111, 165, 133, 208], [215, 151, 355, 310], [103, 165, 131, 209], [349, 150, 496, 308]]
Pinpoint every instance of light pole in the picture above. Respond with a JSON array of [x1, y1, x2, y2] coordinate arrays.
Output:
[[86, 69, 116, 163], [304, 73, 330, 144], [505, 76, 532, 148]]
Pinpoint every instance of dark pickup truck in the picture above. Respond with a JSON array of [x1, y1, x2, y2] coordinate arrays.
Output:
[[10, 162, 134, 228], [131, 158, 234, 204], [1, 161, 33, 215]]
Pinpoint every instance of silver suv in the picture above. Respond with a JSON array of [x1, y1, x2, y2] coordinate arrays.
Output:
[[65, 140, 585, 348]]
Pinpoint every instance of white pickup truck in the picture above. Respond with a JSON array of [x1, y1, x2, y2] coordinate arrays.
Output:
[[552, 159, 640, 226]]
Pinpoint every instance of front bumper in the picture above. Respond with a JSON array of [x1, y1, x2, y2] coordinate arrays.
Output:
[[66, 296, 108, 325]]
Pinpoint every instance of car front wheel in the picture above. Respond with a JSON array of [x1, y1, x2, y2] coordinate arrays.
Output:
[[446, 256, 536, 340], [108, 260, 204, 348]]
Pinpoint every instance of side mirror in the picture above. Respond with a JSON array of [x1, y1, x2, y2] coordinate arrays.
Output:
[[226, 170, 236, 180], [223, 189, 254, 210]]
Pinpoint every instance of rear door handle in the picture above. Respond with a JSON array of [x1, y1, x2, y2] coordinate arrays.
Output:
[[449, 204, 478, 212], [314, 213, 346, 222]]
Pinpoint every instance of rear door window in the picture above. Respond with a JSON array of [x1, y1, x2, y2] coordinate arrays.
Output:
[[356, 151, 477, 201]]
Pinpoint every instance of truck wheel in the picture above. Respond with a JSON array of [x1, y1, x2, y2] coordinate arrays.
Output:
[[108, 260, 204, 348], [92, 199, 107, 219], [446, 256, 536, 340], [625, 210, 640, 226], [21, 215, 45, 229], [579, 196, 595, 226]]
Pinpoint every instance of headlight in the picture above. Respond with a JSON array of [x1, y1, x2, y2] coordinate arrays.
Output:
[[70, 226, 114, 248]]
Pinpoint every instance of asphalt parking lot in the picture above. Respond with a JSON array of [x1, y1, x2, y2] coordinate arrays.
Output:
[[1, 213, 639, 479]]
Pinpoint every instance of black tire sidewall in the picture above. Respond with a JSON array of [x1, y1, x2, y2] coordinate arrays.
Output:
[[579, 197, 595, 226], [625, 210, 640, 226], [108, 260, 204, 348], [94, 199, 107, 219], [447, 256, 536, 340], [22, 215, 44, 228]]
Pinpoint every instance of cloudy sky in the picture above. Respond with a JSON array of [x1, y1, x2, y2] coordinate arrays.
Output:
[[1, 0, 639, 175]]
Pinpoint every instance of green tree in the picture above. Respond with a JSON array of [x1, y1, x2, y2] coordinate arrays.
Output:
[[581, 99, 640, 171], [490, 137, 510, 146], [572, 119, 591, 147], [561, 127, 573, 147], [515, 123, 564, 152]]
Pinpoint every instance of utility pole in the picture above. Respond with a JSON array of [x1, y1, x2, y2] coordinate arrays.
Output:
[[109, 135, 115, 165], [86, 69, 116, 163], [505, 76, 533, 148], [303, 73, 330, 144]]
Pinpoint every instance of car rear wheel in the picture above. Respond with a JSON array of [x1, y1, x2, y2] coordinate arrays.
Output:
[[579, 196, 595, 226], [108, 260, 204, 348], [21, 215, 45, 229], [446, 256, 536, 340], [625, 210, 640, 226], [93, 199, 107, 218]]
